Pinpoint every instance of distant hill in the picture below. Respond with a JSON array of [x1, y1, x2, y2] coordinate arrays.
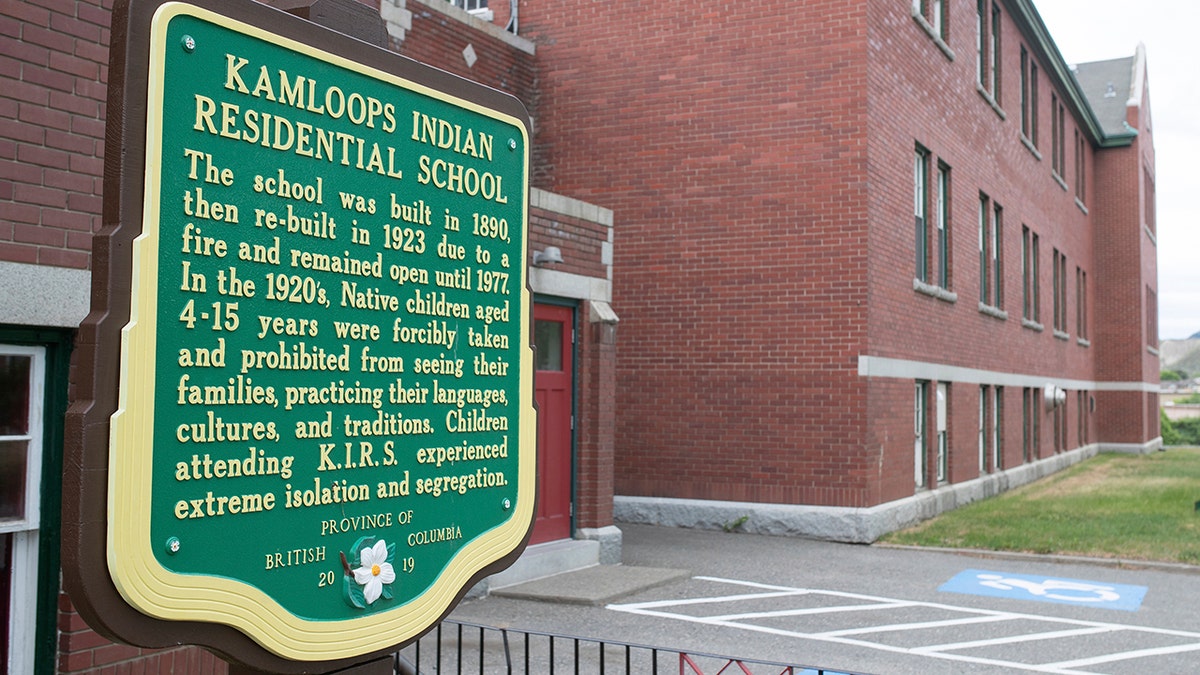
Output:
[[1192, 331, 1200, 340], [1161, 338, 1200, 377]]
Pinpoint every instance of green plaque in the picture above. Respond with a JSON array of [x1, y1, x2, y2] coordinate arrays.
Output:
[[106, 2, 534, 660]]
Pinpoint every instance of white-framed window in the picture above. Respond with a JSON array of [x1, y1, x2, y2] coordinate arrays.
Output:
[[915, 381, 928, 489], [936, 383, 949, 484], [1, 345, 45, 675], [993, 386, 1003, 470], [979, 194, 1001, 309], [915, 146, 929, 282], [935, 162, 951, 290], [979, 385, 988, 473]]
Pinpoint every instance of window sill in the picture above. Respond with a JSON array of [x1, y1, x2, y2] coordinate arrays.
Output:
[[914, 279, 958, 303], [1053, 172, 1068, 191], [1144, 224, 1157, 246], [911, 10, 955, 61], [1022, 318, 1044, 332], [1021, 134, 1042, 160], [979, 303, 1008, 321], [976, 83, 1006, 120], [1075, 197, 1088, 215], [1077, 337, 1090, 348], [1053, 329, 1070, 341], [1148, 345, 1160, 357]]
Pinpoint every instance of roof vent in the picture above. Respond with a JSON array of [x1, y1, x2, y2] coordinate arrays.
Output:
[[1104, 82, 1117, 98]]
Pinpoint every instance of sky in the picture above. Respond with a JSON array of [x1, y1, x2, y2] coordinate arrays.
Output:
[[1033, 0, 1199, 340]]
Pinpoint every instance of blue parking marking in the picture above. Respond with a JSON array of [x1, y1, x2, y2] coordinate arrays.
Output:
[[940, 569, 1147, 611]]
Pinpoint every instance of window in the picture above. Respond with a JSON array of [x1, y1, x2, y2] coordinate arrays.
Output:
[[1076, 267, 1088, 341], [936, 383, 949, 484], [1144, 166, 1156, 235], [912, 0, 953, 56], [979, 386, 989, 473], [1056, 393, 1069, 452], [978, 194, 1002, 310], [975, 1, 1002, 104], [935, 162, 951, 289], [1019, 47, 1040, 148], [913, 0, 949, 40], [1024, 387, 1042, 462], [992, 202, 1002, 308], [1077, 390, 1089, 446], [915, 147, 929, 283], [993, 386, 1003, 470], [1020, 47, 1030, 138], [979, 196, 989, 304], [1052, 248, 1068, 335], [450, 0, 488, 11], [1, 346, 44, 675], [1021, 226, 1040, 325], [1075, 130, 1087, 203], [990, 3, 1002, 102], [976, 0, 986, 87], [978, 386, 1003, 471], [915, 381, 928, 489], [1147, 286, 1158, 347], [1030, 61, 1039, 146], [1051, 96, 1067, 180]]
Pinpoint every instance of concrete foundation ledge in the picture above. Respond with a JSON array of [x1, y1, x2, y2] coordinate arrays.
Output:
[[615, 445, 1100, 544], [1103, 437, 1163, 454]]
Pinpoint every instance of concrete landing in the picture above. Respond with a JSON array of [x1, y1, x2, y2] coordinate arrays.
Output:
[[491, 565, 690, 606]]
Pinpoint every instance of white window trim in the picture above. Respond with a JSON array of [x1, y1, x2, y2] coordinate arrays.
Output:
[[0, 345, 43, 534], [1, 344, 45, 675]]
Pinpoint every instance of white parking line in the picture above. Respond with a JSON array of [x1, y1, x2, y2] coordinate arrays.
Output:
[[709, 601, 915, 623], [913, 626, 1119, 654], [1045, 642, 1200, 669], [815, 613, 1015, 638], [607, 576, 1200, 674]]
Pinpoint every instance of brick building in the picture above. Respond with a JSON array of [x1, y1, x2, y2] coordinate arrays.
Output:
[[1, 0, 1158, 672], [510, 0, 1157, 538]]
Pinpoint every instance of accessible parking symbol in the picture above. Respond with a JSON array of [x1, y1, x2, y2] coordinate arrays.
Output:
[[940, 569, 1148, 611]]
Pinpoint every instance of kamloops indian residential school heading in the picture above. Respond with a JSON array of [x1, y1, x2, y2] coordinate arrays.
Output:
[[192, 54, 510, 203]]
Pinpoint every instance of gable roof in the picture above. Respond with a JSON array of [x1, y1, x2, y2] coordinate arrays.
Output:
[[1075, 56, 1136, 138]]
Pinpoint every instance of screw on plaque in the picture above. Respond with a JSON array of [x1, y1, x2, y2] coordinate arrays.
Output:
[[502, 498, 512, 510], [166, 537, 182, 554], [181, 35, 196, 53], [508, 138, 517, 151]]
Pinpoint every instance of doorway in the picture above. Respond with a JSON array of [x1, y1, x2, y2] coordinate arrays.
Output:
[[531, 303, 574, 544]]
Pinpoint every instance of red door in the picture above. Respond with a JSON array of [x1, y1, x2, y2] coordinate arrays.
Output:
[[531, 303, 573, 544]]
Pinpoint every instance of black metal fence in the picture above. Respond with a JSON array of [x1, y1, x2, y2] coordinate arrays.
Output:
[[394, 620, 864, 675]]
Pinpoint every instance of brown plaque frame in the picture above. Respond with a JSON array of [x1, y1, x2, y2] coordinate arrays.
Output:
[[61, 0, 534, 671]]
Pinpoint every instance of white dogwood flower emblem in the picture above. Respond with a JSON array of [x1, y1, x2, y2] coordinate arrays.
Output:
[[352, 539, 396, 604]]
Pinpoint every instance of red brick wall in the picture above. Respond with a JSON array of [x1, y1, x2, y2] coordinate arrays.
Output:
[[516, 0, 1149, 508], [58, 594, 226, 675], [575, 305, 617, 528], [1, 0, 108, 270], [393, 0, 535, 106], [519, 0, 876, 507]]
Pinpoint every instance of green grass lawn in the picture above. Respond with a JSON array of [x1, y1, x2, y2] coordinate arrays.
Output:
[[881, 448, 1200, 565]]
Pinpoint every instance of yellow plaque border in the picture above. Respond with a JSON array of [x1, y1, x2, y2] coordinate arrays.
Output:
[[107, 2, 535, 660]]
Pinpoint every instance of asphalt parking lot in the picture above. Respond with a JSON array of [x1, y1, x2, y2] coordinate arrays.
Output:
[[444, 524, 1200, 674]]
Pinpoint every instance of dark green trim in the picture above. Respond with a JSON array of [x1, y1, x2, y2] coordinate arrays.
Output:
[[0, 325, 74, 675]]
